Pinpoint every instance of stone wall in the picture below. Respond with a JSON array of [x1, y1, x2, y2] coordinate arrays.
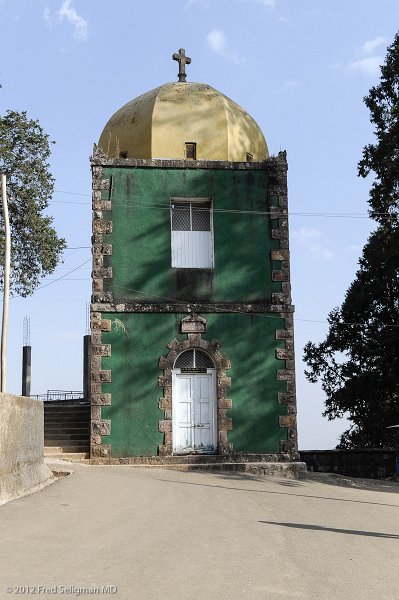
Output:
[[300, 449, 398, 479], [0, 393, 54, 505]]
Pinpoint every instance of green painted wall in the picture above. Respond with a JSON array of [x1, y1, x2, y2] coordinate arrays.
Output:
[[101, 167, 281, 303], [100, 312, 288, 457]]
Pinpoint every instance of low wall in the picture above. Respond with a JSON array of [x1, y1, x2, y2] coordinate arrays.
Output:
[[0, 393, 54, 505], [300, 449, 398, 479]]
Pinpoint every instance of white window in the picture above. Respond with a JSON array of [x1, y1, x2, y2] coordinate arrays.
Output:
[[171, 198, 214, 269]]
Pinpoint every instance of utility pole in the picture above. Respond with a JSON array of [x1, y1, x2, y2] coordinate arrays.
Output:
[[22, 316, 31, 397], [1, 174, 10, 393]]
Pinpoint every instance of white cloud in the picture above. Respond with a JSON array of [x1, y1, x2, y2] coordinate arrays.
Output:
[[207, 29, 226, 53], [206, 29, 244, 64], [43, 7, 53, 27], [347, 244, 362, 253], [291, 227, 334, 260], [348, 56, 383, 76], [343, 35, 386, 77], [252, 0, 276, 6], [184, 0, 210, 8], [292, 227, 321, 241], [284, 80, 303, 89], [362, 36, 386, 55], [57, 0, 88, 42], [186, 0, 276, 9]]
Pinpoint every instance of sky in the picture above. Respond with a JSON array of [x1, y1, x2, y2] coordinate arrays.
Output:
[[0, 0, 398, 450]]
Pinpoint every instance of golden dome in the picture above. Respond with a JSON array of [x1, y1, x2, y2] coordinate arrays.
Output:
[[98, 82, 268, 161]]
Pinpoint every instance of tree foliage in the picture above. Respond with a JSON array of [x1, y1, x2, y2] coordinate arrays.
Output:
[[304, 33, 399, 449], [358, 33, 399, 223], [0, 110, 66, 296]]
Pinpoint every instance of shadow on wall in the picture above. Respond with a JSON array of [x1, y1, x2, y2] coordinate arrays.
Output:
[[0, 393, 54, 505], [104, 167, 275, 304], [101, 309, 287, 456]]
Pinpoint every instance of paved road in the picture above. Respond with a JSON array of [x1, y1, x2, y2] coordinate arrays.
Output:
[[1, 464, 399, 600]]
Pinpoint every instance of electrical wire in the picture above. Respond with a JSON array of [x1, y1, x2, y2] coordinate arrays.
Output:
[[16, 261, 397, 329], [31, 191, 397, 325], [36, 258, 91, 290], [51, 190, 397, 220], [111, 286, 399, 329]]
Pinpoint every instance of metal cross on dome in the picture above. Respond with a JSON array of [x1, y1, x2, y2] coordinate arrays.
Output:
[[172, 48, 191, 82]]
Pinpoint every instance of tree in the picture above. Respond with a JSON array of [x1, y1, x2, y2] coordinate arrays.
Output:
[[0, 110, 66, 296], [303, 33, 399, 449]]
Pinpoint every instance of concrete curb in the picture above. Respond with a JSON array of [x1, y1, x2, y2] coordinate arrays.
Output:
[[0, 462, 56, 506]]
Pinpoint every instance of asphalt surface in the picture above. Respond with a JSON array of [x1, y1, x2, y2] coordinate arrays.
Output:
[[1, 463, 398, 600]]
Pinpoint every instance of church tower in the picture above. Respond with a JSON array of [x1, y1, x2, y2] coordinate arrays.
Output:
[[90, 50, 300, 472]]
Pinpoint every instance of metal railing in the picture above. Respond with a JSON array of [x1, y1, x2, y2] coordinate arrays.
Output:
[[31, 390, 84, 402]]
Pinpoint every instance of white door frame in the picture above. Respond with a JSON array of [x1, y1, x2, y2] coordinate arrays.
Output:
[[172, 369, 217, 454]]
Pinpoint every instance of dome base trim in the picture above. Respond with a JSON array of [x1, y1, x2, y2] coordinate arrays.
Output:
[[92, 145, 285, 171]]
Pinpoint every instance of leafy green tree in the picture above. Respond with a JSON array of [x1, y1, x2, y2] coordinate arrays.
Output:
[[303, 33, 399, 448], [0, 110, 66, 296]]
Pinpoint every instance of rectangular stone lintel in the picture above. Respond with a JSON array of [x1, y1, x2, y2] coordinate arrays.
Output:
[[277, 369, 295, 381], [217, 375, 231, 389], [159, 397, 171, 410], [91, 344, 111, 357], [100, 320, 112, 332], [93, 220, 112, 235], [158, 375, 171, 388], [91, 406, 101, 420], [92, 279, 103, 293], [99, 370, 111, 382], [91, 355, 101, 372], [271, 249, 290, 261], [278, 392, 296, 405], [276, 329, 293, 340], [100, 178, 111, 190], [91, 420, 111, 436], [219, 416, 233, 431], [93, 267, 113, 279], [276, 348, 294, 361], [218, 398, 232, 409], [272, 270, 289, 282], [271, 229, 288, 240], [159, 420, 172, 433], [93, 199, 112, 211], [92, 394, 112, 406], [279, 415, 297, 428], [92, 370, 111, 383], [181, 321, 206, 333], [272, 293, 291, 304]]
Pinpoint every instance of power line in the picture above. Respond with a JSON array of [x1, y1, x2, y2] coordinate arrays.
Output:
[[54, 190, 90, 197], [65, 246, 90, 250], [36, 259, 92, 290], [20, 263, 397, 329], [113, 286, 399, 329], [51, 200, 90, 205], [51, 190, 396, 219]]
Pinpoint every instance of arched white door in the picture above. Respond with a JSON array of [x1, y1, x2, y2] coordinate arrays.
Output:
[[172, 350, 217, 454]]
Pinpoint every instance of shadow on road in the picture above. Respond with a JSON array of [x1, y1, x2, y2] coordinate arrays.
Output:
[[157, 476, 399, 509], [259, 520, 399, 539]]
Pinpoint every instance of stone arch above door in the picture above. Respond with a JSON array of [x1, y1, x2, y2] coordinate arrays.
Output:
[[158, 314, 232, 457]]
